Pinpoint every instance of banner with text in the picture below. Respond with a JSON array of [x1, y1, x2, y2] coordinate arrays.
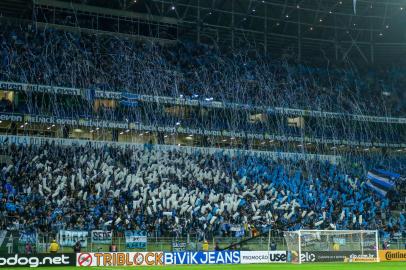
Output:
[[18, 230, 37, 245], [90, 231, 112, 245], [124, 231, 147, 249], [296, 251, 377, 263], [379, 250, 406, 262], [0, 253, 75, 268], [76, 252, 163, 267], [58, 230, 88, 247], [171, 242, 187, 252], [164, 251, 241, 265], [240, 251, 287, 264]]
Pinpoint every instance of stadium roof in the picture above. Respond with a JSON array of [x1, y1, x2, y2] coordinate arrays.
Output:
[[4, 0, 406, 63]]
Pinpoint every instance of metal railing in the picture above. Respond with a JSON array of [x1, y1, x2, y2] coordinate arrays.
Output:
[[6, 236, 406, 254]]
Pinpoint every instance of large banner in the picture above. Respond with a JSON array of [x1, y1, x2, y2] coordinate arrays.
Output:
[[379, 250, 406, 262], [0, 254, 75, 268], [240, 251, 287, 264], [124, 231, 147, 249], [58, 230, 88, 247], [76, 252, 163, 267], [164, 251, 240, 265], [90, 231, 112, 245]]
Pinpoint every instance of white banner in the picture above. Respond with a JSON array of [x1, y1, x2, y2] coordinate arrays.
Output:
[[58, 230, 88, 247], [91, 230, 112, 244], [76, 252, 163, 267], [240, 251, 287, 264]]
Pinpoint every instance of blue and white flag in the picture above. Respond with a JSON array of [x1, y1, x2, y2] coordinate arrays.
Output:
[[374, 169, 400, 180], [366, 168, 401, 197], [366, 181, 387, 197], [367, 170, 395, 190], [125, 230, 147, 249]]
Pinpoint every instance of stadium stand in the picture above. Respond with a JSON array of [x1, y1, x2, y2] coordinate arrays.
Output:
[[0, 1, 404, 266], [0, 142, 404, 240], [0, 21, 405, 116]]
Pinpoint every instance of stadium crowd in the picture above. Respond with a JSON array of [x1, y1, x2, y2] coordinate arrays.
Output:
[[0, 142, 404, 239], [0, 18, 404, 245], [0, 20, 405, 117]]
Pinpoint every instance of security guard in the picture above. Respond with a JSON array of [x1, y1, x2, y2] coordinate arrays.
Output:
[[49, 239, 59, 254], [202, 240, 209, 251]]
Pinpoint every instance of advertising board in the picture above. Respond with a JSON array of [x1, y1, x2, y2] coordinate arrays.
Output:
[[297, 251, 377, 263], [240, 251, 287, 264], [379, 250, 406, 262], [164, 251, 240, 265], [76, 252, 163, 267], [0, 254, 75, 268]]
